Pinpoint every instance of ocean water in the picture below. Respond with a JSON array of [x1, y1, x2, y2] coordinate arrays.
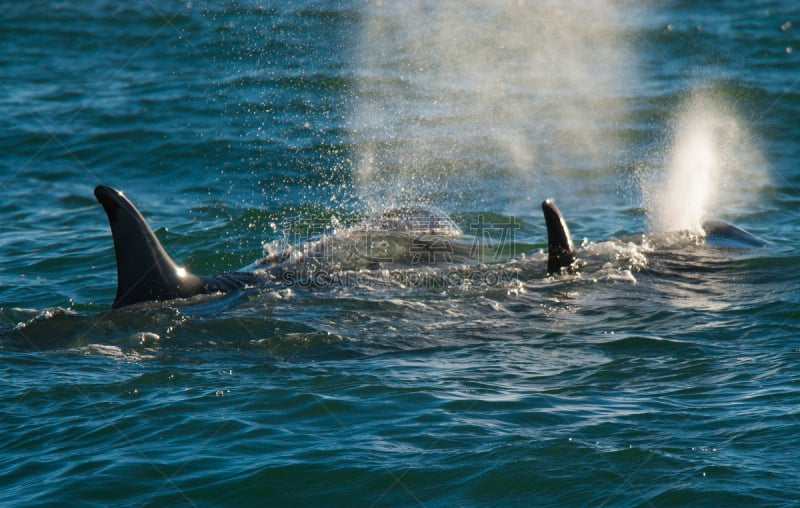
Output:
[[2, 0, 800, 506]]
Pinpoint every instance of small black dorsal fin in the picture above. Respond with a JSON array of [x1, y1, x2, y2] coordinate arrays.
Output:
[[541, 199, 577, 275], [94, 185, 253, 308]]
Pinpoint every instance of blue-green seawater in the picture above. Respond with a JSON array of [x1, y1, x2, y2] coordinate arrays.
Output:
[[2, 1, 800, 506]]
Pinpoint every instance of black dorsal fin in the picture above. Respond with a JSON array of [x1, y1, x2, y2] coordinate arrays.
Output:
[[541, 199, 576, 275], [94, 185, 253, 308]]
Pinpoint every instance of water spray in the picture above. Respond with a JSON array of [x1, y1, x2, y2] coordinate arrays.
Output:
[[352, 0, 634, 212], [645, 91, 769, 233]]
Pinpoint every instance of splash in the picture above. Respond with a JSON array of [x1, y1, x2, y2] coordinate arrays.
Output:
[[645, 91, 769, 233], [351, 0, 635, 211]]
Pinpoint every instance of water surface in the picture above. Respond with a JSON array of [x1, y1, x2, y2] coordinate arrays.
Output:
[[2, 1, 800, 506]]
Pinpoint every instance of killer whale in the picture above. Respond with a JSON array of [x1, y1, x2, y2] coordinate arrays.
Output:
[[700, 220, 767, 249], [94, 185, 763, 308], [96, 185, 566, 308]]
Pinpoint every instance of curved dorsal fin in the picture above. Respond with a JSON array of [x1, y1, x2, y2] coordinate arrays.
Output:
[[94, 185, 208, 308], [541, 199, 576, 275], [94, 185, 253, 308]]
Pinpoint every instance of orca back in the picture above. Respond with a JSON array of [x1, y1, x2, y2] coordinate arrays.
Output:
[[702, 220, 767, 249]]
